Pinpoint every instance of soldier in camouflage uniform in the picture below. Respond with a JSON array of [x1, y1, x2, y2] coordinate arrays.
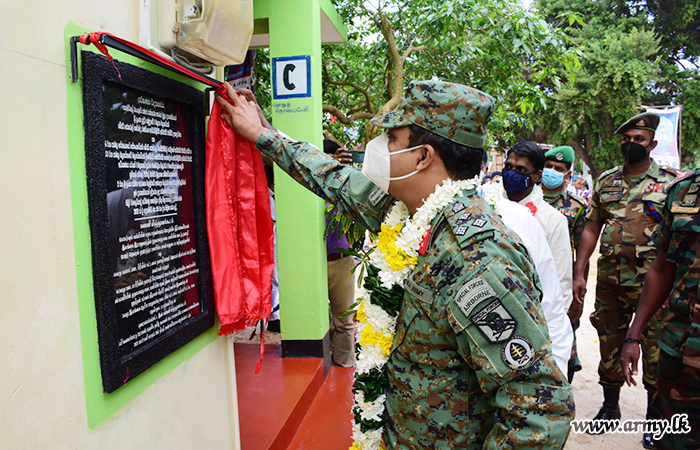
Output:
[[621, 169, 700, 450], [572, 112, 677, 447], [217, 80, 574, 448]]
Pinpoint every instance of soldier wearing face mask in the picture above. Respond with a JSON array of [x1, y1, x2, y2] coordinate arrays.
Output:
[[542, 146, 588, 382], [572, 112, 678, 448], [502, 142, 574, 330], [216, 80, 574, 449]]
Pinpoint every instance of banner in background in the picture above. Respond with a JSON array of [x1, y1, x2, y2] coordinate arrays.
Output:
[[646, 106, 682, 169]]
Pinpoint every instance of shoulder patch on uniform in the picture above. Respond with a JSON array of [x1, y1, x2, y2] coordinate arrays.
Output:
[[369, 187, 387, 206], [455, 276, 497, 317], [501, 335, 536, 371], [469, 299, 517, 343]]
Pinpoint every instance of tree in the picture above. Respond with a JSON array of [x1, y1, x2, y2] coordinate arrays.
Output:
[[320, 0, 578, 149], [533, 0, 700, 177]]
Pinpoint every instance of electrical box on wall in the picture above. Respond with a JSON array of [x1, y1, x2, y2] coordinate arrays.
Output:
[[146, 0, 253, 67]]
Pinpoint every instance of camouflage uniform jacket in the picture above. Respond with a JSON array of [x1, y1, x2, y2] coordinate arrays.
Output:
[[255, 129, 574, 449], [654, 169, 700, 368], [587, 160, 677, 286], [544, 189, 588, 255]]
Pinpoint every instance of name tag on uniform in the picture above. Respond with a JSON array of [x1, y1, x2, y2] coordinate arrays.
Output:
[[404, 278, 433, 304], [601, 188, 623, 194], [671, 205, 700, 214], [369, 187, 387, 206]]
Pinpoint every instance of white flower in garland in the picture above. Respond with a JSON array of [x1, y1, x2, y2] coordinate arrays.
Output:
[[351, 423, 384, 450], [350, 176, 480, 450], [353, 391, 387, 422]]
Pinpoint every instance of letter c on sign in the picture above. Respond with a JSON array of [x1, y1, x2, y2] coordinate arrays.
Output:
[[283, 64, 296, 90]]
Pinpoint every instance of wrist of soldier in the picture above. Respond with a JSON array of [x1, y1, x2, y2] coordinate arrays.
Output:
[[623, 337, 642, 345]]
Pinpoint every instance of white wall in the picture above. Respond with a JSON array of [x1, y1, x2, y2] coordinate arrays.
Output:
[[0, 2, 237, 449]]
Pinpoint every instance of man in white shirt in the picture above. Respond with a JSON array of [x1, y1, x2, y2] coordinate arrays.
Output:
[[501, 142, 573, 316], [481, 181, 573, 374]]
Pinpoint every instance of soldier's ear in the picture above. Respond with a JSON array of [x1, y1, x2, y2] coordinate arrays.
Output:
[[648, 140, 658, 152], [416, 145, 435, 170]]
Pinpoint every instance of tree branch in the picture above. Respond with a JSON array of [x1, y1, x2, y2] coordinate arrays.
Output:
[[322, 104, 375, 124], [323, 58, 375, 115]]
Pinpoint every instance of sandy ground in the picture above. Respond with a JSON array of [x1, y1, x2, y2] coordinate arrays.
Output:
[[565, 250, 648, 449], [233, 250, 649, 449]]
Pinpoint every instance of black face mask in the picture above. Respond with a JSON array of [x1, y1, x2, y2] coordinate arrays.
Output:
[[621, 141, 649, 164]]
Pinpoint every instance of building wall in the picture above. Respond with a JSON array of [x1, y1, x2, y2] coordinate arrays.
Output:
[[0, 2, 237, 449]]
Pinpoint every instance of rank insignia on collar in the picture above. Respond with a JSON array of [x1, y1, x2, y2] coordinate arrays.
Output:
[[453, 202, 466, 213], [472, 218, 486, 228], [612, 179, 622, 187], [469, 299, 517, 343], [501, 336, 535, 370], [455, 225, 468, 236]]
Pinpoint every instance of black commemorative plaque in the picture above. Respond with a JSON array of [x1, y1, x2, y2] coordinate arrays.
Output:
[[82, 51, 214, 392]]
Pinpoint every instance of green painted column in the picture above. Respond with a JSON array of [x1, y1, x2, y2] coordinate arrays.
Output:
[[266, 0, 329, 356]]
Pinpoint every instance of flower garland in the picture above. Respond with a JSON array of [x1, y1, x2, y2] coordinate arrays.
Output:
[[480, 182, 544, 216], [350, 176, 480, 450]]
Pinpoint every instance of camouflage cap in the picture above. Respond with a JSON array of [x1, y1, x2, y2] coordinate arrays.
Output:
[[370, 80, 496, 149], [545, 145, 575, 163], [614, 112, 660, 134]]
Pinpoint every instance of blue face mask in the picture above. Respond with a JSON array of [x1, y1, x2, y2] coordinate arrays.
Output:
[[502, 168, 533, 194], [541, 168, 565, 189]]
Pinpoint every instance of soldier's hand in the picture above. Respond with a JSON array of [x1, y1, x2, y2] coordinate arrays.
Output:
[[567, 299, 583, 322], [572, 274, 587, 305], [620, 342, 640, 387], [216, 83, 266, 143], [333, 147, 353, 165], [235, 88, 275, 131]]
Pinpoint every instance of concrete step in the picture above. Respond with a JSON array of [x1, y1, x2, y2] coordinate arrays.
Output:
[[235, 343, 326, 450], [287, 366, 354, 450]]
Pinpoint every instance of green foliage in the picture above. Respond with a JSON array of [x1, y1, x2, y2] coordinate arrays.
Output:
[[325, 0, 577, 149], [324, 203, 370, 252], [531, 0, 700, 175], [363, 265, 403, 318]]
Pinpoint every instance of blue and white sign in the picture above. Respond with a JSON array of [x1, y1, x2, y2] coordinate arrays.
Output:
[[272, 55, 311, 99]]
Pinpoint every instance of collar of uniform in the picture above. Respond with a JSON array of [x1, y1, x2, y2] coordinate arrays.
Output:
[[622, 158, 660, 180], [543, 189, 566, 202]]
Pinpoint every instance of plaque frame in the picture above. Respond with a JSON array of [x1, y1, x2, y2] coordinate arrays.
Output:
[[81, 51, 214, 393]]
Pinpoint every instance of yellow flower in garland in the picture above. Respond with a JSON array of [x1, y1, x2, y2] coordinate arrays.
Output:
[[359, 324, 394, 357], [356, 301, 367, 324], [377, 224, 417, 271]]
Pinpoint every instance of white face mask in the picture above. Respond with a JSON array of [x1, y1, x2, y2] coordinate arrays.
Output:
[[361, 133, 423, 193]]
